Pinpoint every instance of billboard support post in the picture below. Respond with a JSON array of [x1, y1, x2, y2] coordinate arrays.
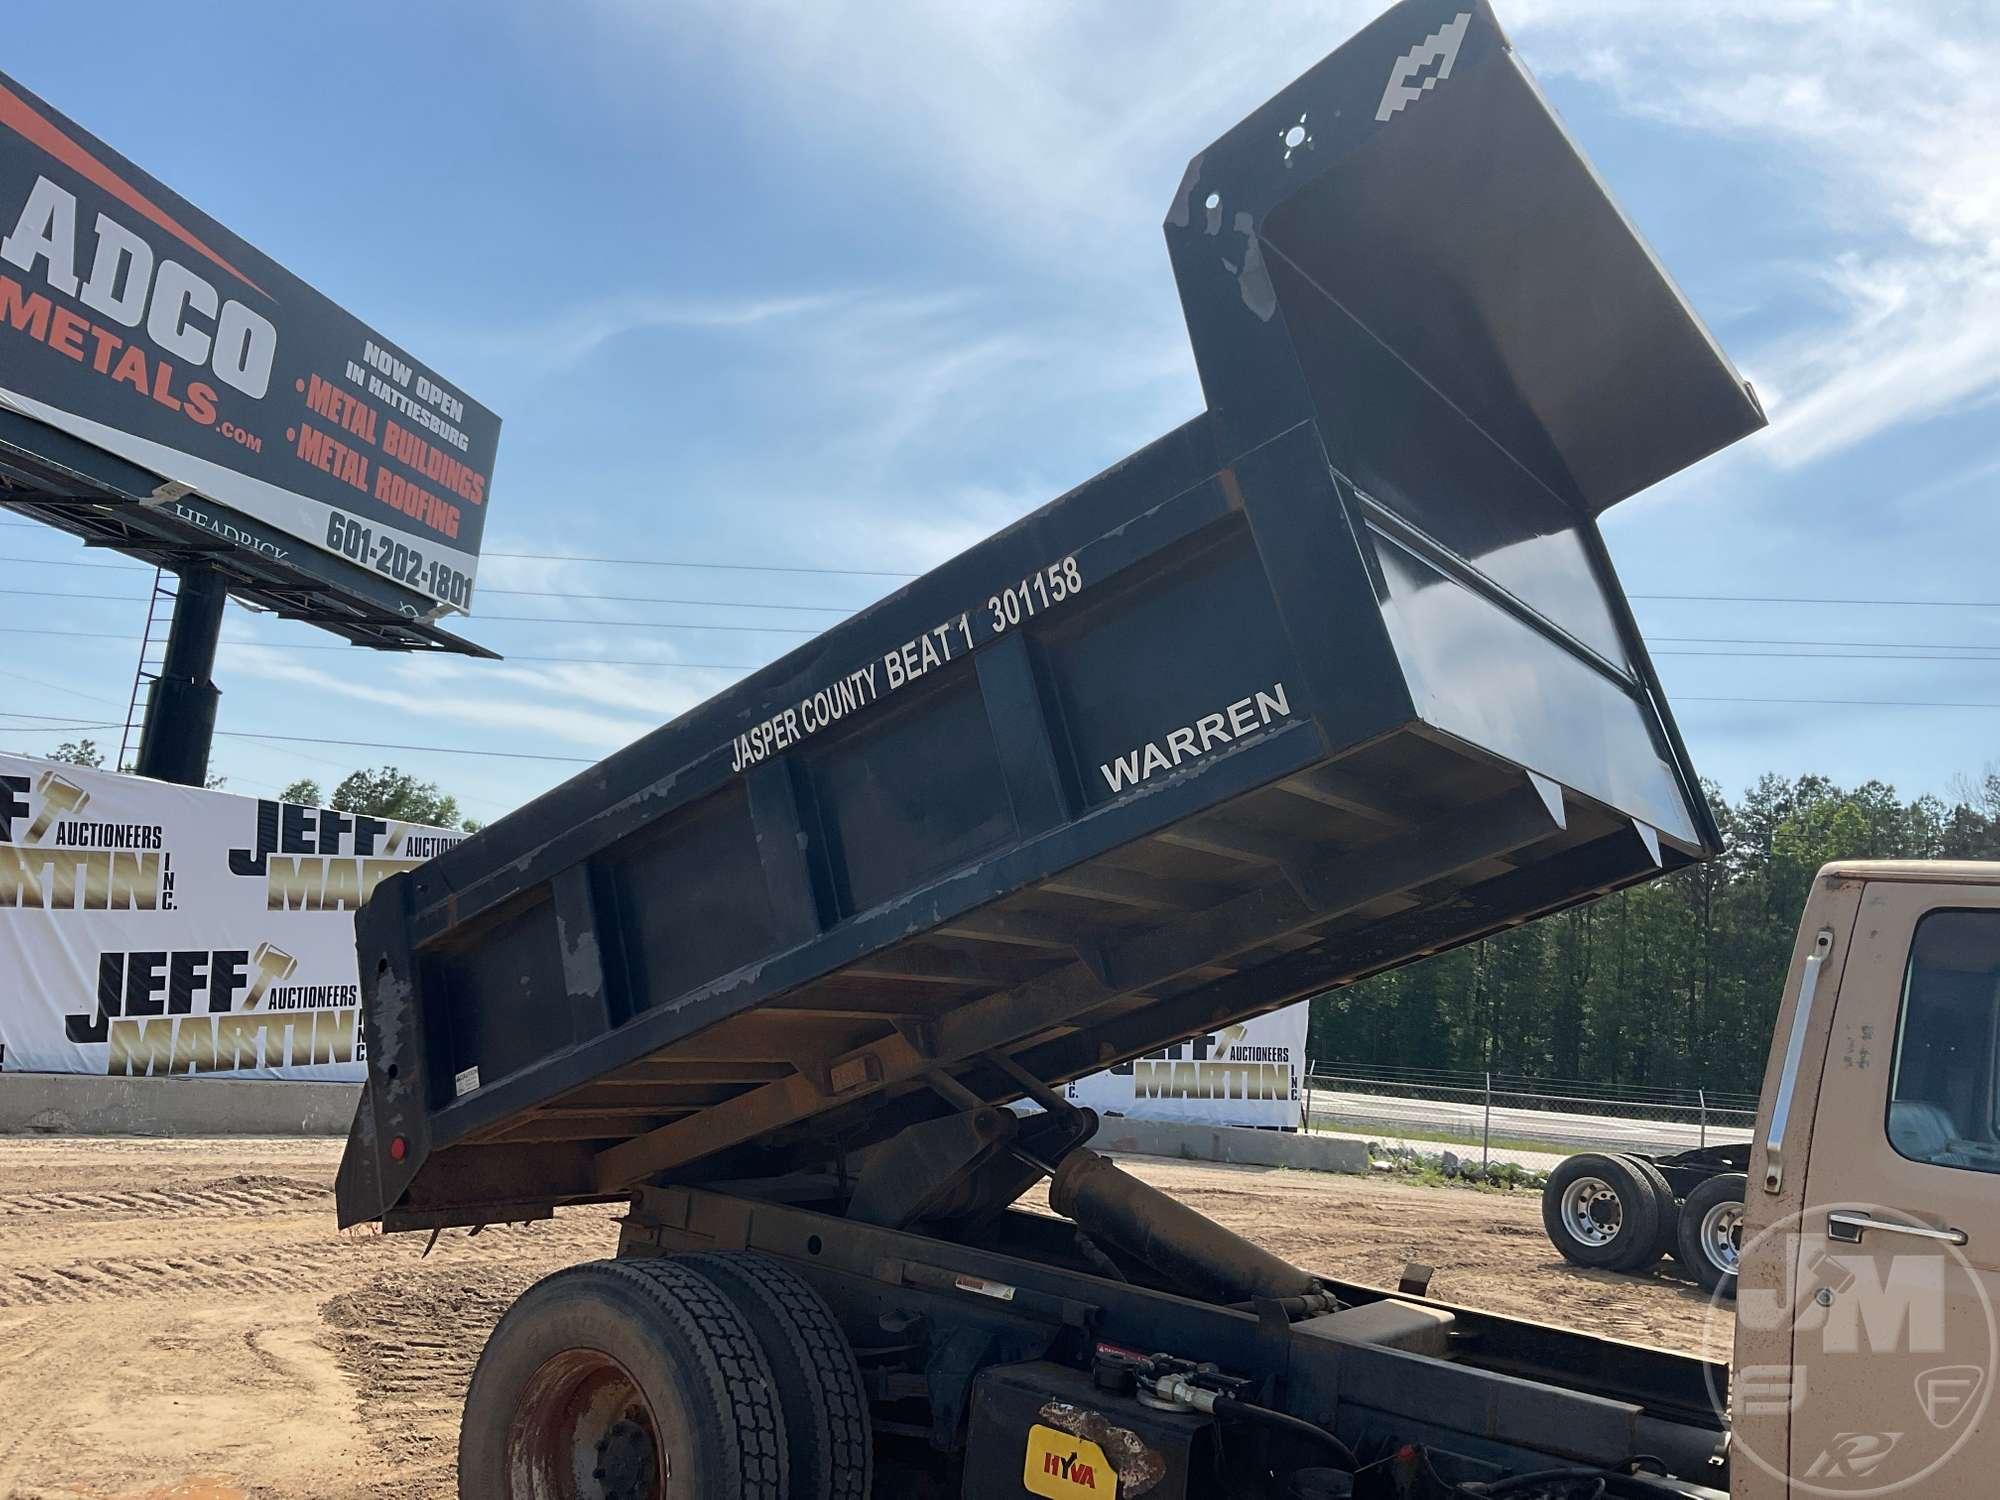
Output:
[[133, 565, 226, 787]]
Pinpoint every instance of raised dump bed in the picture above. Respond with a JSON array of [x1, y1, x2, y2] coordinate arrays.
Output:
[[338, 0, 1764, 1232]]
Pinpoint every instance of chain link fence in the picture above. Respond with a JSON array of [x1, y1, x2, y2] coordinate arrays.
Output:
[[1302, 1060, 1757, 1171]]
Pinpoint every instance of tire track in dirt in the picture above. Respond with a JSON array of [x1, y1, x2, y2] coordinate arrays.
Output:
[[0, 1212, 619, 1309], [0, 1174, 332, 1217], [322, 1263, 579, 1500], [0, 1310, 72, 1492]]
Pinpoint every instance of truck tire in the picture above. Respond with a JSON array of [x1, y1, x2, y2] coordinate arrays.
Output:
[[1676, 1172, 1746, 1299], [677, 1252, 873, 1500], [1612, 1153, 1677, 1272], [458, 1256, 786, 1499], [1541, 1153, 1663, 1271]]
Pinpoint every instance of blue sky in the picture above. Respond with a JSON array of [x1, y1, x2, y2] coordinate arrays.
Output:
[[3, 1, 1998, 825]]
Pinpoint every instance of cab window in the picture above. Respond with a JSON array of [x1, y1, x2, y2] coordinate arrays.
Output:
[[1887, 908, 2000, 1174]]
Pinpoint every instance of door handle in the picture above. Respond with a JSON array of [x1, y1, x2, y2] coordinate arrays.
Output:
[[1827, 1210, 1968, 1247]]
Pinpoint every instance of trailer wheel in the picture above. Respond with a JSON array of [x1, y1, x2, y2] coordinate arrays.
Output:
[[1541, 1153, 1663, 1271], [677, 1252, 873, 1500], [1676, 1172, 1746, 1298], [458, 1257, 786, 1500], [1612, 1153, 1677, 1272]]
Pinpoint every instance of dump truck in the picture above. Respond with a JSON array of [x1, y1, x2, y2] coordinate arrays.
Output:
[[336, 3, 2000, 1495]]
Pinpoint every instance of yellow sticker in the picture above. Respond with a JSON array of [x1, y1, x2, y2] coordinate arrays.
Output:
[[1024, 1423, 1118, 1498]]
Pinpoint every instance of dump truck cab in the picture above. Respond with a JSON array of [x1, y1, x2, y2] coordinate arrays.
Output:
[[1731, 862, 2000, 1496]]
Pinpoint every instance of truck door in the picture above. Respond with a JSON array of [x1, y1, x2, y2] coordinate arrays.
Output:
[[1781, 882, 2000, 1494]]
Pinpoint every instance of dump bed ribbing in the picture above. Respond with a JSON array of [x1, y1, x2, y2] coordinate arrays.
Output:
[[337, 0, 1764, 1231]]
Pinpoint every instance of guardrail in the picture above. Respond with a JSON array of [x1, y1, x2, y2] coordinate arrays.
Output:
[[1301, 1062, 1757, 1169]]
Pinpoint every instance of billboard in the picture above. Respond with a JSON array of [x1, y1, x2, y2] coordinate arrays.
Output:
[[0, 753, 464, 1081], [1062, 1003, 1309, 1129], [0, 70, 498, 615]]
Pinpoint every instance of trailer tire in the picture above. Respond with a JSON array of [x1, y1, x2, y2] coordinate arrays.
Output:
[[677, 1252, 873, 1500], [1613, 1153, 1677, 1272], [458, 1256, 786, 1499], [1676, 1173, 1746, 1298], [1541, 1153, 1663, 1271]]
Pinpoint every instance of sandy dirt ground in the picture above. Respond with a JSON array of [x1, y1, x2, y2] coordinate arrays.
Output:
[[0, 1137, 1733, 1499]]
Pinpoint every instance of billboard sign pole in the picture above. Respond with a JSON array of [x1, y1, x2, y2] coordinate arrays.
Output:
[[130, 563, 225, 785]]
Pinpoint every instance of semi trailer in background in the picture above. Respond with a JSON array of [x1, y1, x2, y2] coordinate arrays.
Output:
[[1543, 1144, 1752, 1295], [332, 4, 2000, 1496]]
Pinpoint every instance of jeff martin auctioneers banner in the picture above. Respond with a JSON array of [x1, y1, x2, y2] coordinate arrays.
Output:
[[1061, 1003, 1309, 1130], [0, 752, 462, 1081]]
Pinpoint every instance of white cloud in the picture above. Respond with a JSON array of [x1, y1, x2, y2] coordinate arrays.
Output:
[[221, 645, 658, 751], [591, 1, 2000, 475], [451, 289, 849, 376]]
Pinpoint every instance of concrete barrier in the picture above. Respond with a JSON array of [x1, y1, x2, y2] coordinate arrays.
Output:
[[0, 1073, 361, 1136], [1094, 1116, 1370, 1174]]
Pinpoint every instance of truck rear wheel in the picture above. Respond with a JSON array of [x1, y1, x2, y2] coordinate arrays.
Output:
[[1541, 1153, 1663, 1271], [1675, 1172, 1746, 1298], [458, 1257, 786, 1499], [676, 1252, 873, 1500]]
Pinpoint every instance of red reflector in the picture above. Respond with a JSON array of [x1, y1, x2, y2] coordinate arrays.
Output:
[[389, 1136, 408, 1162]]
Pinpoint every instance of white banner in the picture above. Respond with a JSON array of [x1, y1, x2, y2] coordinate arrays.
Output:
[[1062, 1003, 1309, 1129], [0, 753, 462, 1081]]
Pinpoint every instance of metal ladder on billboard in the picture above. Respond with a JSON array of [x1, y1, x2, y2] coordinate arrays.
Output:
[[118, 568, 178, 774]]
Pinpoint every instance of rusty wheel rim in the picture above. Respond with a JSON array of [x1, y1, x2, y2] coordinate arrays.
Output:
[[508, 1348, 667, 1500]]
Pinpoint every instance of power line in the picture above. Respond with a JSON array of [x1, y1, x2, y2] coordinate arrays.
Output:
[[0, 666, 126, 707], [0, 627, 150, 642], [1656, 652, 2000, 664], [1683, 696, 2000, 711], [10, 517, 2000, 600], [210, 728, 598, 763], [8, 559, 863, 612], [478, 588, 854, 613], [8, 557, 146, 572], [0, 588, 147, 603], [224, 642, 764, 671], [0, 590, 818, 633], [482, 549, 914, 579], [221, 733, 514, 815], [0, 626, 774, 671], [1654, 635, 2000, 651], [473, 613, 815, 634], [0, 710, 126, 723], [1636, 593, 2000, 609]]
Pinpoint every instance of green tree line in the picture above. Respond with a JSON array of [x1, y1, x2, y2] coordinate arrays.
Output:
[[1308, 771, 2000, 1097], [38, 741, 477, 831]]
